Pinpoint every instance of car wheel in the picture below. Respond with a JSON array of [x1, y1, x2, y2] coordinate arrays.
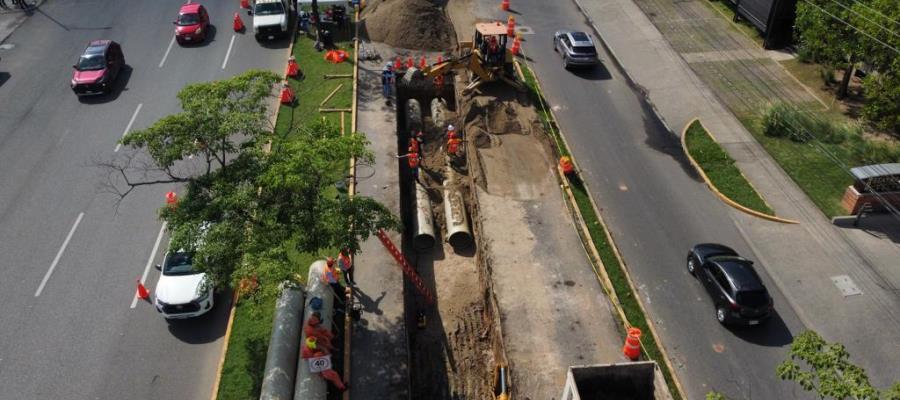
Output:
[[716, 306, 728, 324], [687, 256, 696, 275], [563, 56, 569, 69]]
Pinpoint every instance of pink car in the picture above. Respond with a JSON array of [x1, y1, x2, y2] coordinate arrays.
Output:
[[71, 40, 124, 96], [174, 3, 209, 45]]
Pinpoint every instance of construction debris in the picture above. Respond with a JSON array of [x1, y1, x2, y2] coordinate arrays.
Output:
[[361, 0, 456, 50]]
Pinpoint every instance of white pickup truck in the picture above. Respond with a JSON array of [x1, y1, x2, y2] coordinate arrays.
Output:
[[252, 0, 289, 40]]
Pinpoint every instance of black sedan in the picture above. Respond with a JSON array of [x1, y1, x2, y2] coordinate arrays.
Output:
[[687, 244, 774, 326]]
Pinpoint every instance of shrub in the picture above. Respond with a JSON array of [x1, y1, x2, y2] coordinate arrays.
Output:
[[762, 102, 855, 145], [851, 140, 900, 165], [862, 71, 900, 136]]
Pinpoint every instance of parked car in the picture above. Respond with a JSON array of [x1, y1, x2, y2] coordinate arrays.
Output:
[[70, 40, 125, 96], [154, 248, 214, 319], [174, 2, 210, 45], [252, 0, 289, 40], [552, 30, 598, 69], [686, 243, 773, 326]]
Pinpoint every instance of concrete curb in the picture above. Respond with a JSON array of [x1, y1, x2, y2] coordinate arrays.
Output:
[[515, 54, 687, 400], [680, 118, 799, 224]]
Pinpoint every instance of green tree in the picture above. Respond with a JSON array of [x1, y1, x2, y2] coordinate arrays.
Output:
[[105, 70, 398, 288], [777, 330, 900, 399], [851, 0, 900, 134], [794, 0, 861, 98]]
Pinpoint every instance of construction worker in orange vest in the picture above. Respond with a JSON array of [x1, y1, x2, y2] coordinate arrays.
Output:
[[409, 137, 419, 154], [337, 249, 353, 285], [447, 130, 463, 156], [323, 257, 344, 300], [396, 146, 421, 182], [304, 312, 335, 351], [300, 336, 347, 392]]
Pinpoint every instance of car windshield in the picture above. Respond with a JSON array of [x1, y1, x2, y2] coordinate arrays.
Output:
[[163, 252, 198, 275], [177, 13, 200, 25], [255, 2, 284, 15], [572, 46, 596, 55], [737, 290, 768, 307], [76, 54, 105, 71]]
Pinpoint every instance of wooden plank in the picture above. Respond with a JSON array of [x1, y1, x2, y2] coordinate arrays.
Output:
[[320, 83, 344, 107]]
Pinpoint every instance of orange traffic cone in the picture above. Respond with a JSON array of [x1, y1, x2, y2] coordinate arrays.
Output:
[[406, 56, 414, 70], [419, 56, 427, 70], [500, 0, 510, 11], [240, 0, 249, 9], [233, 12, 245, 32], [622, 327, 642, 360], [507, 16, 516, 37], [287, 55, 300, 77], [394, 56, 403, 71], [280, 81, 295, 104], [511, 36, 521, 56], [136, 279, 150, 301], [166, 191, 177, 207]]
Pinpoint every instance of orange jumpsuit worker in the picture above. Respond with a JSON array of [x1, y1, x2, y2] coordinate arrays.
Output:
[[337, 249, 353, 285], [304, 312, 335, 351], [323, 258, 345, 305], [300, 337, 347, 392], [396, 147, 421, 181]]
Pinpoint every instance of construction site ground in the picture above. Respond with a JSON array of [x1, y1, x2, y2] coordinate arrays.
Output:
[[350, 2, 627, 398]]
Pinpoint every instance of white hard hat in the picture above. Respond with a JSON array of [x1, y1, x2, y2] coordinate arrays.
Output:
[[448, 124, 455, 131]]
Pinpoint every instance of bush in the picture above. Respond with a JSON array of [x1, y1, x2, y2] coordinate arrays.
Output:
[[862, 70, 900, 136], [819, 67, 836, 85], [851, 140, 900, 165], [762, 102, 856, 145]]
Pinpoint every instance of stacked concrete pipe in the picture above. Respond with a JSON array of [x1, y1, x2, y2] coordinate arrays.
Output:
[[413, 182, 436, 250], [259, 285, 305, 400], [443, 171, 473, 248], [293, 260, 334, 400]]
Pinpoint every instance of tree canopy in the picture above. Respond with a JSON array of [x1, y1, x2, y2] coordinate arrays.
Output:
[[108, 70, 398, 288]]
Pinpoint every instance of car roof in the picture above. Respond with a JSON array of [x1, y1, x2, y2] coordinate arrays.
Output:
[[715, 258, 766, 291], [566, 31, 594, 46], [86, 40, 111, 53], [179, 2, 201, 13]]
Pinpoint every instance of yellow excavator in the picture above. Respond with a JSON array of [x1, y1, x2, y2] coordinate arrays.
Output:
[[423, 22, 524, 92]]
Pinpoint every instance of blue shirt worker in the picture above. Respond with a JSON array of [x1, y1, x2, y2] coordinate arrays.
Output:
[[381, 63, 395, 98]]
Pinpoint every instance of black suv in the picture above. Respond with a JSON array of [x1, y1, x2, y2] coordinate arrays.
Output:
[[687, 244, 773, 326]]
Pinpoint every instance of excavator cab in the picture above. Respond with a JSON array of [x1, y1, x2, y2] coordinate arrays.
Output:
[[473, 22, 509, 67]]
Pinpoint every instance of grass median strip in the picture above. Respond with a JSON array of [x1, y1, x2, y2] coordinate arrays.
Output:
[[519, 59, 683, 400], [685, 120, 775, 215]]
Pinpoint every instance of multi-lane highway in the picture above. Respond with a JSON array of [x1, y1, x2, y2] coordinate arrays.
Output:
[[0, 0, 287, 398], [466, 0, 814, 398]]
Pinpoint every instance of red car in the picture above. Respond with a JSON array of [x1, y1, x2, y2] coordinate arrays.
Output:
[[174, 3, 209, 44], [71, 40, 125, 96]]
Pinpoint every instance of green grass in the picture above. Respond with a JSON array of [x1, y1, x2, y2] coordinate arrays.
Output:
[[275, 31, 355, 139], [741, 116, 854, 218], [700, 0, 764, 47], [519, 60, 682, 400], [685, 120, 775, 215], [216, 250, 319, 400]]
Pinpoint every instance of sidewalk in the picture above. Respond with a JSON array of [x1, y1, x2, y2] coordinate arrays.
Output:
[[0, 1, 39, 44], [575, 0, 900, 387], [349, 56, 410, 399]]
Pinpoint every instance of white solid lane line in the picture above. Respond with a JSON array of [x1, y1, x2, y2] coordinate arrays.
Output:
[[114, 103, 143, 152], [221, 35, 236, 70], [159, 35, 176, 68], [131, 222, 167, 309], [35, 212, 85, 297]]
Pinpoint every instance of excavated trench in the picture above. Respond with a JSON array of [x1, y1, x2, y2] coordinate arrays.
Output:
[[393, 71, 507, 399]]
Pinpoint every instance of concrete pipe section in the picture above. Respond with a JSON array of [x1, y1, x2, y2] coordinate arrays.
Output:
[[443, 178, 474, 249], [294, 260, 334, 400], [259, 285, 305, 400], [406, 98, 423, 133], [413, 182, 436, 250], [431, 97, 449, 130]]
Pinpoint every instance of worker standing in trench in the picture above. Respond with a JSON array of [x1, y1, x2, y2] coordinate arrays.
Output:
[[395, 145, 422, 183]]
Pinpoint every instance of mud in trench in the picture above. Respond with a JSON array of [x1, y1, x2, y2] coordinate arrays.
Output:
[[394, 73, 500, 399]]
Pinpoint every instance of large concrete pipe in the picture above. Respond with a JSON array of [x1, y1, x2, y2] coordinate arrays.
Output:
[[294, 260, 335, 400], [443, 178, 473, 248], [431, 97, 449, 130], [406, 98, 423, 133], [259, 285, 305, 400], [413, 182, 436, 250]]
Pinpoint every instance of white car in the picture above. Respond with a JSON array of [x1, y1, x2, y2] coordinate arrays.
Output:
[[154, 250, 214, 319], [252, 0, 289, 40]]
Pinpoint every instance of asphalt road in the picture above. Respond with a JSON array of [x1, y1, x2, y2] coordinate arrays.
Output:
[[479, 1, 813, 398], [0, 0, 288, 398]]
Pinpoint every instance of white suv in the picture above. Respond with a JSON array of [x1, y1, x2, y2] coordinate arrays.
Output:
[[154, 250, 214, 319]]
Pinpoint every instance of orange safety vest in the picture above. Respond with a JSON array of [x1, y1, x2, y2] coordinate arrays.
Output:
[[322, 265, 340, 284], [338, 252, 352, 272], [408, 152, 419, 169], [448, 138, 461, 154]]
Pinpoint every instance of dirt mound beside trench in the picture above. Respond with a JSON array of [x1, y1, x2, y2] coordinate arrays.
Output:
[[361, 0, 456, 50]]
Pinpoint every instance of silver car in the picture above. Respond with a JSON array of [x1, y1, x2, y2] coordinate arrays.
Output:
[[553, 30, 599, 69]]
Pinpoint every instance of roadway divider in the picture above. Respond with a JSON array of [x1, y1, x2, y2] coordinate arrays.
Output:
[[680, 118, 799, 224], [514, 50, 686, 400]]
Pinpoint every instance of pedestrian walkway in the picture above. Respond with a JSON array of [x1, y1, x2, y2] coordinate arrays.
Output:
[[348, 54, 410, 399], [0, 0, 40, 44], [575, 0, 900, 387]]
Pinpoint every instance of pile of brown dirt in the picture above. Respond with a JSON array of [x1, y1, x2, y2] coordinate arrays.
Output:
[[361, 0, 456, 50]]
